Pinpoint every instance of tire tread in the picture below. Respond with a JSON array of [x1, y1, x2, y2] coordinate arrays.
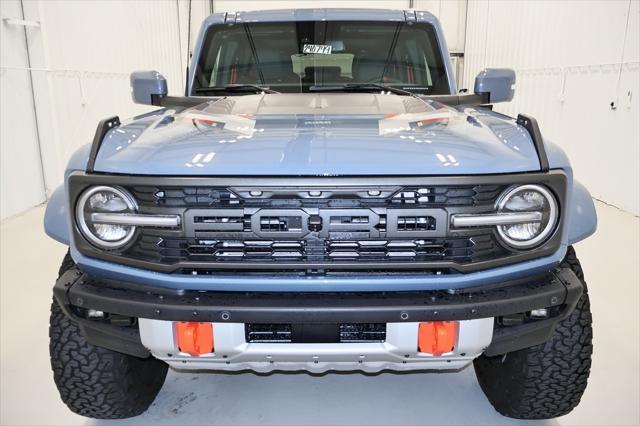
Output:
[[474, 246, 593, 419], [49, 252, 167, 419]]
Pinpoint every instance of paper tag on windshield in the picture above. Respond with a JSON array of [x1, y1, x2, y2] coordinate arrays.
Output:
[[302, 44, 332, 54]]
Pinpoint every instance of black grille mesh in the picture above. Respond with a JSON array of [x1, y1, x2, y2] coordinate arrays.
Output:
[[120, 183, 510, 272], [129, 184, 504, 208], [128, 233, 504, 266]]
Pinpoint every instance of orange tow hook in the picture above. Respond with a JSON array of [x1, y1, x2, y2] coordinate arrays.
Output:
[[175, 322, 214, 356], [418, 321, 458, 356]]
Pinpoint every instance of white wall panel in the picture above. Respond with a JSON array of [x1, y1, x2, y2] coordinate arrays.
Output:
[[19, 0, 189, 197], [179, 0, 213, 72], [463, 0, 640, 215], [0, 0, 46, 220], [414, 0, 466, 53]]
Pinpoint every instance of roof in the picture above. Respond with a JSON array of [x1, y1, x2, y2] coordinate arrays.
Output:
[[206, 8, 438, 24]]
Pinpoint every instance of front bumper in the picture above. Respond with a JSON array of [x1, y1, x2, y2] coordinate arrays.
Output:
[[54, 266, 583, 370], [139, 318, 495, 373]]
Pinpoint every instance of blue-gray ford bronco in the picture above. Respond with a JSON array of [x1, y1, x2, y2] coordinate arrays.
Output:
[[44, 8, 597, 420]]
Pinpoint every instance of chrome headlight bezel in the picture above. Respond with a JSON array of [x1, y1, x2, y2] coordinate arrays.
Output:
[[495, 184, 558, 249], [75, 185, 138, 249]]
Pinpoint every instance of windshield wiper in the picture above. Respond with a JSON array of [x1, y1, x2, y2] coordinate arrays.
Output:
[[194, 84, 280, 95], [309, 83, 415, 97], [243, 24, 265, 85]]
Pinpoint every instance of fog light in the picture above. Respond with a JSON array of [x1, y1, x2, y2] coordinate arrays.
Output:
[[530, 308, 549, 319], [418, 321, 458, 356], [176, 322, 214, 356], [87, 309, 105, 319]]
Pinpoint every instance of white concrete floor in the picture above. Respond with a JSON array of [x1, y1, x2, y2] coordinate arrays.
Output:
[[1, 201, 638, 426]]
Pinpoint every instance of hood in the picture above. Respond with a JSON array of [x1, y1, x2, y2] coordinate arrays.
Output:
[[94, 93, 541, 176]]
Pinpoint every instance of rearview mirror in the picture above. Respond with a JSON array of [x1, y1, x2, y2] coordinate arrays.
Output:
[[130, 71, 168, 105], [474, 68, 515, 103]]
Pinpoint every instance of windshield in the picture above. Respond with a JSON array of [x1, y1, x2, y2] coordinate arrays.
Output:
[[193, 21, 450, 95]]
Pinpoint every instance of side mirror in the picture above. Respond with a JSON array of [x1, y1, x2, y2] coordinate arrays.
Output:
[[474, 68, 515, 103], [130, 71, 168, 105]]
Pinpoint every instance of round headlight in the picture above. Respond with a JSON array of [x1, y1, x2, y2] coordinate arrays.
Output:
[[496, 184, 558, 249], [75, 186, 137, 249]]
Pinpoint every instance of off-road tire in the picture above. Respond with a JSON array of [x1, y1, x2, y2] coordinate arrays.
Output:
[[49, 252, 168, 419], [474, 246, 593, 419]]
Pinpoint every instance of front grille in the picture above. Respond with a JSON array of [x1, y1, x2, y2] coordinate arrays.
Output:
[[120, 182, 512, 272], [70, 172, 567, 274]]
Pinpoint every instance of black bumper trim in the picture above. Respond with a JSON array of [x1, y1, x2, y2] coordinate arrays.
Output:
[[484, 318, 557, 356], [53, 281, 150, 358], [483, 267, 583, 355], [78, 320, 150, 358], [54, 267, 583, 325]]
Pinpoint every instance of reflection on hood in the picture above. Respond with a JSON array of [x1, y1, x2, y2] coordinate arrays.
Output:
[[94, 93, 540, 176]]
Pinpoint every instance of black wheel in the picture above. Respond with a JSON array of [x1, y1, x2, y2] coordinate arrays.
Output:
[[474, 246, 593, 419], [49, 252, 168, 419]]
